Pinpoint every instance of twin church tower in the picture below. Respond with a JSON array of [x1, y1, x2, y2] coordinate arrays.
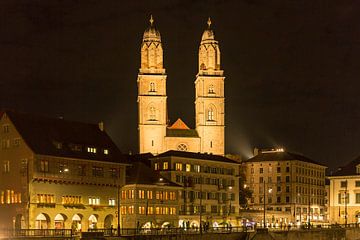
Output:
[[137, 16, 225, 156]]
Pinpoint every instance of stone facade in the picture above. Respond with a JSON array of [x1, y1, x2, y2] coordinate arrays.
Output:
[[244, 149, 327, 226], [328, 175, 360, 224], [0, 111, 128, 230], [138, 17, 225, 156], [149, 151, 240, 227]]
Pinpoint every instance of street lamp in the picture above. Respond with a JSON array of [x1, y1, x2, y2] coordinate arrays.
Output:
[[262, 181, 272, 228]]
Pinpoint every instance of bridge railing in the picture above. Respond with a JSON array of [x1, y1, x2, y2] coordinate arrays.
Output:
[[89, 226, 248, 236], [0, 229, 74, 238]]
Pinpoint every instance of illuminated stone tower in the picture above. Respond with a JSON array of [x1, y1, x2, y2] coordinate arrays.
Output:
[[138, 16, 167, 154], [195, 18, 225, 155]]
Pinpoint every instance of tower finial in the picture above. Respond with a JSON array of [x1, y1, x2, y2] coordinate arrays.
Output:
[[207, 17, 212, 28], [150, 15, 154, 25]]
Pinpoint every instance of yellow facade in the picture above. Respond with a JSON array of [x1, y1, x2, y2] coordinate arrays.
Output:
[[138, 17, 225, 156], [0, 112, 127, 230], [244, 149, 327, 226], [328, 175, 360, 224]]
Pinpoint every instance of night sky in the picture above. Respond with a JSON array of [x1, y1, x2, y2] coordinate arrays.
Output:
[[1, 1, 359, 171]]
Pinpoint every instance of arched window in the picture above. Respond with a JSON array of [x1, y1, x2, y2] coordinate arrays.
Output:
[[177, 144, 188, 151], [149, 107, 156, 120], [150, 82, 156, 92], [207, 107, 214, 121], [208, 84, 215, 94]]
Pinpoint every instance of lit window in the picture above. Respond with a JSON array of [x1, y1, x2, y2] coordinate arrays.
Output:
[[121, 191, 126, 199], [108, 198, 115, 206], [87, 147, 97, 153], [154, 163, 159, 170], [194, 165, 200, 173], [88, 197, 100, 205], [175, 163, 183, 171], [139, 206, 145, 214], [186, 164, 191, 172], [104, 149, 109, 155], [128, 190, 134, 199], [128, 206, 134, 214], [138, 190, 145, 199], [120, 206, 126, 215], [147, 191, 153, 199], [0, 191, 4, 204], [163, 162, 168, 170], [147, 206, 153, 214], [3, 161, 10, 173]]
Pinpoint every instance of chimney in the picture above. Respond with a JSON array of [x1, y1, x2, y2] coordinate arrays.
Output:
[[98, 121, 104, 131], [253, 148, 259, 156]]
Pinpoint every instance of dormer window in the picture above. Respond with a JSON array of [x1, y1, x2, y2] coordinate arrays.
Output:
[[53, 141, 62, 149], [104, 149, 109, 155], [2, 125, 9, 133], [87, 147, 97, 153]]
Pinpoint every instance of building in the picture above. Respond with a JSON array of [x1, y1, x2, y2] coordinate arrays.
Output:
[[137, 16, 225, 156], [244, 148, 327, 226], [0, 110, 128, 230], [120, 160, 181, 229], [149, 150, 240, 227], [328, 156, 360, 224]]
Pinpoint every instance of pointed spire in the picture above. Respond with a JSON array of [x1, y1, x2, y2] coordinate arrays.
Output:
[[207, 17, 212, 28], [149, 15, 154, 26]]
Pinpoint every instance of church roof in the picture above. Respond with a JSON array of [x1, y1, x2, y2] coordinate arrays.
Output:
[[143, 15, 161, 42], [168, 118, 190, 130], [166, 129, 199, 138], [166, 118, 199, 138], [155, 150, 240, 164], [201, 17, 216, 42], [3, 110, 128, 164]]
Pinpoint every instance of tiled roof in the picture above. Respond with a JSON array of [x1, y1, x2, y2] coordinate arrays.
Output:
[[245, 151, 326, 167], [4, 110, 128, 163], [126, 161, 180, 187], [331, 156, 360, 176], [155, 150, 240, 164], [168, 118, 190, 130], [166, 129, 199, 138]]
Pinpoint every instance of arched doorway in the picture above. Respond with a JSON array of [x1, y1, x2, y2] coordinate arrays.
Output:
[[104, 215, 113, 229], [15, 214, 26, 230], [88, 215, 98, 230], [71, 214, 82, 232], [161, 222, 171, 228], [142, 222, 153, 229], [190, 220, 199, 228], [35, 213, 50, 229], [54, 214, 67, 229], [356, 212, 360, 223]]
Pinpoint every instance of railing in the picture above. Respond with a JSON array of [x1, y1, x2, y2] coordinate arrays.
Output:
[[90, 226, 247, 236], [0, 229, 74, 238]]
